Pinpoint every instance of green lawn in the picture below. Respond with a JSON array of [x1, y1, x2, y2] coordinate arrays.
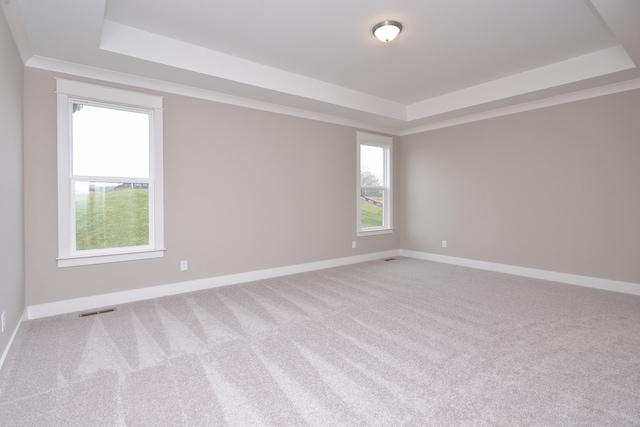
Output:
[[76, 188, 149, 250], [360, 200, 383, 228]]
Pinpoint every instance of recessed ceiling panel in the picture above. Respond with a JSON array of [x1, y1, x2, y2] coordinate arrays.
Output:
[[105, 0, 619, 103], [4, 0, 639, 133]]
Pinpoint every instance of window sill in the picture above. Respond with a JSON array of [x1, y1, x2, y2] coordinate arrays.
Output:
[[57, 248, 165, 268], [357, 228, 394, 237]]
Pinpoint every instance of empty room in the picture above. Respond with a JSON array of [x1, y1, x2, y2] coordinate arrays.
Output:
[[1, 0, 639, 425]]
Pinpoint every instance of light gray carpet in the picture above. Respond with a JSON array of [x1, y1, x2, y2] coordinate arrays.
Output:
[[1, 257, 640, 426]]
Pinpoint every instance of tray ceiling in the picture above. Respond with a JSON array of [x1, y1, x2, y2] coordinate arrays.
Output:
[[2, 0, 639, 134]]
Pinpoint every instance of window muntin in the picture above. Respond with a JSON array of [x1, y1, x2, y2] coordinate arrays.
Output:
[[56, 79, 164, 267], [357, 132, 392, 235]]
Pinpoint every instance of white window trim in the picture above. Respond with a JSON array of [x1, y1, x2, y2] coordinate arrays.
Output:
[[356, 132, 393, 236], [56, 79, 165, 267]]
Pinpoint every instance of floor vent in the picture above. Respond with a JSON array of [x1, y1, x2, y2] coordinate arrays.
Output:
[[384, 258, 397, 261], [79, 308, 117, 318]]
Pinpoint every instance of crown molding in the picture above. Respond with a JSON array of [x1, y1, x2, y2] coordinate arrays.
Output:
[[400, 77, 640, 136], [25, 55, 398, 135], [24, 55, 640, 138]]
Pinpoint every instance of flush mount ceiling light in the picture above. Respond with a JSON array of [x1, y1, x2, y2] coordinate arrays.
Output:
[[372, 20, 402, 43]]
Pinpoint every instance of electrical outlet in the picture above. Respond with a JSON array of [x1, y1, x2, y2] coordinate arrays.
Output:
[[442, 240, 447, 248], [1, 311, 5, 334], [352, 241, 357, 249], [180, 260, 188, 271]]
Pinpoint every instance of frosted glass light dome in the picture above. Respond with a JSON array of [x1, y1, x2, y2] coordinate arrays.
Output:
[[372, 21, 402, 43]]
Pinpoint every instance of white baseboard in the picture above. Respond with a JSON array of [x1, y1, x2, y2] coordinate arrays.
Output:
[[400, 250, 640, 296], [27, 250, 401, 320], [26, 248, 640, 320], [0, 307, 28, 373]]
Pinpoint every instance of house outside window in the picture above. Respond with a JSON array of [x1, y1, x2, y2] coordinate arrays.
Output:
[[357, 132, 393, 236], [56, 79, 164, 267]]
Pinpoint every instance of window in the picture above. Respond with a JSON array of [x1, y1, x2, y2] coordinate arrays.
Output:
[[56, 79, 164, 267], [357, 132, 393, 235]]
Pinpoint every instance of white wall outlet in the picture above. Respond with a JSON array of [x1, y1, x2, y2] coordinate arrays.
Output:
[[442, 240, 447, 248], [1, 311, 5, 333], [180, 260, 188, 271], [352, 241, 357, 249]]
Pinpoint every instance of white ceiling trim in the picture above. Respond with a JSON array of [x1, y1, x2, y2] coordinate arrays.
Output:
[[26, 55, 640, 139], [100, 20, 407, 121], [406, 45, 634, 121], [5, 0, 640, 136], [25, 56, 398, 135], [400, 77, 640, 136], [99, 20, 636, 126]]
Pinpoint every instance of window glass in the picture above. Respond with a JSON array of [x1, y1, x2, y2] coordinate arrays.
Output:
[[72, 103, 150, 178], [357, 132, 392, 235], [360, 144, 384, 187], [360, 188, 384, 228], [75, 181, 150, 250]]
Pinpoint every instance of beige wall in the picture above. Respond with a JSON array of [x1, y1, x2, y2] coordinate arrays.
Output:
[[23, 69, 398, 306], [20, 66, 640, 308], [399, 89, 640, 286], [0, 8, 25, 354]]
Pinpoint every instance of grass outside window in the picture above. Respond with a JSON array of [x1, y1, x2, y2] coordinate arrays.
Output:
[[360, 199, 383, 228], [75, 186, 149, 250]]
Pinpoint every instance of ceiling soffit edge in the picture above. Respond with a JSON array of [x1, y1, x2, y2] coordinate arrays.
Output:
[[25, 56, 640, 138], [98, 20, 637, 126]]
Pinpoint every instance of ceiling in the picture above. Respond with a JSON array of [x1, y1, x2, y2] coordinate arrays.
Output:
[[2, 0, 640, 134]]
